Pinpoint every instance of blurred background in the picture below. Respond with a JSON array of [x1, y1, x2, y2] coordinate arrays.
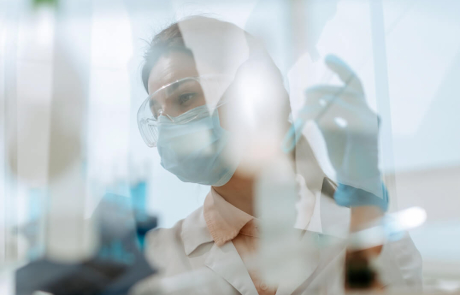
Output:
[[1, 0, 459, 293]]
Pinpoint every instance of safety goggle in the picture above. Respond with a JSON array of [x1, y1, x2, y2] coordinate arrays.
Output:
[[137, 75, 232, 147]]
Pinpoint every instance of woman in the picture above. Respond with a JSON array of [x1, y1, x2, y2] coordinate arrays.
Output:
[[132, 16, 421, 295]]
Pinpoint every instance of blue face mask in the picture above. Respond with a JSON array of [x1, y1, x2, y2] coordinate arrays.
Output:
[[156, 105, 237, 186]]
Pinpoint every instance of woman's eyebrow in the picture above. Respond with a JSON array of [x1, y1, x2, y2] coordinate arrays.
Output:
[[148, 80, 182, 106], [149, 79, 197, 108], [164, 79, 190, 96]]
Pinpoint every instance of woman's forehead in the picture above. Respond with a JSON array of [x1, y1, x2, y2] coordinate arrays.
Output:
[[147, 52, 199, 95]]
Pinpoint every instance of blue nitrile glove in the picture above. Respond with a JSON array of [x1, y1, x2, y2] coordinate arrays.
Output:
[[283, 55, 388, 211]]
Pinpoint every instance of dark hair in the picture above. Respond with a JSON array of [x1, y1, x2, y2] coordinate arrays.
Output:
[[141, 21, 195, 93], [142, 16, 249, 93]]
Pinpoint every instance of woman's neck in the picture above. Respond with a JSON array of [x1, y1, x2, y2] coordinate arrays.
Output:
[[212, 173, 255, 216]]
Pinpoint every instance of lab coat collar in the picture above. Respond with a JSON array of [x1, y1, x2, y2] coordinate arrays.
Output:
[[179, 194, 325, 295], [180, 201, 259, 295], [201, 230, 323, 295], [204, 188, 256, 246], [274, 231, 321, 295], [205, 241, 259, 295], [180, 206, 214, 255]]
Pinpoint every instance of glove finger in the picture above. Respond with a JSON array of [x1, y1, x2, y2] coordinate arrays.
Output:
[[318, 103, 378, 136], [304, 93, 352, 134], [305, 84, 364, 106], [325, 55, 364, 94], [304, 85, 342, 107], [305, 85, 365, 126], [306, 92, 372, 135], [315, 104, 351, 133], [283, 87, 345, 154]]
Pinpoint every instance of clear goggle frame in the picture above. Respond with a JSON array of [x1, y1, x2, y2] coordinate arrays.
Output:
[[137, 75, 232, 147]]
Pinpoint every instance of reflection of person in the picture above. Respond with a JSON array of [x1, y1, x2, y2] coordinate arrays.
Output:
[[133, 16, 421, 295]]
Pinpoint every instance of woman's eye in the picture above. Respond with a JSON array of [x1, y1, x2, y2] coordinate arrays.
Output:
[[178, 93, 196, 105]]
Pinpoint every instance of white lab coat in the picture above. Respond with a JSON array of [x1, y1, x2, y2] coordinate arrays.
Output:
[[130, 203, 422, 295], [130, 137, 423, 295]]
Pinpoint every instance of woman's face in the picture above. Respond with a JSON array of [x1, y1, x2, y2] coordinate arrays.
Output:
[[147, 50, 231, 129], [147, 47, 292, 181]]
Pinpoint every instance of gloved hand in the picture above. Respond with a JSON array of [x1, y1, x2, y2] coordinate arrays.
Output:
[[283, 55, 388, 211]]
